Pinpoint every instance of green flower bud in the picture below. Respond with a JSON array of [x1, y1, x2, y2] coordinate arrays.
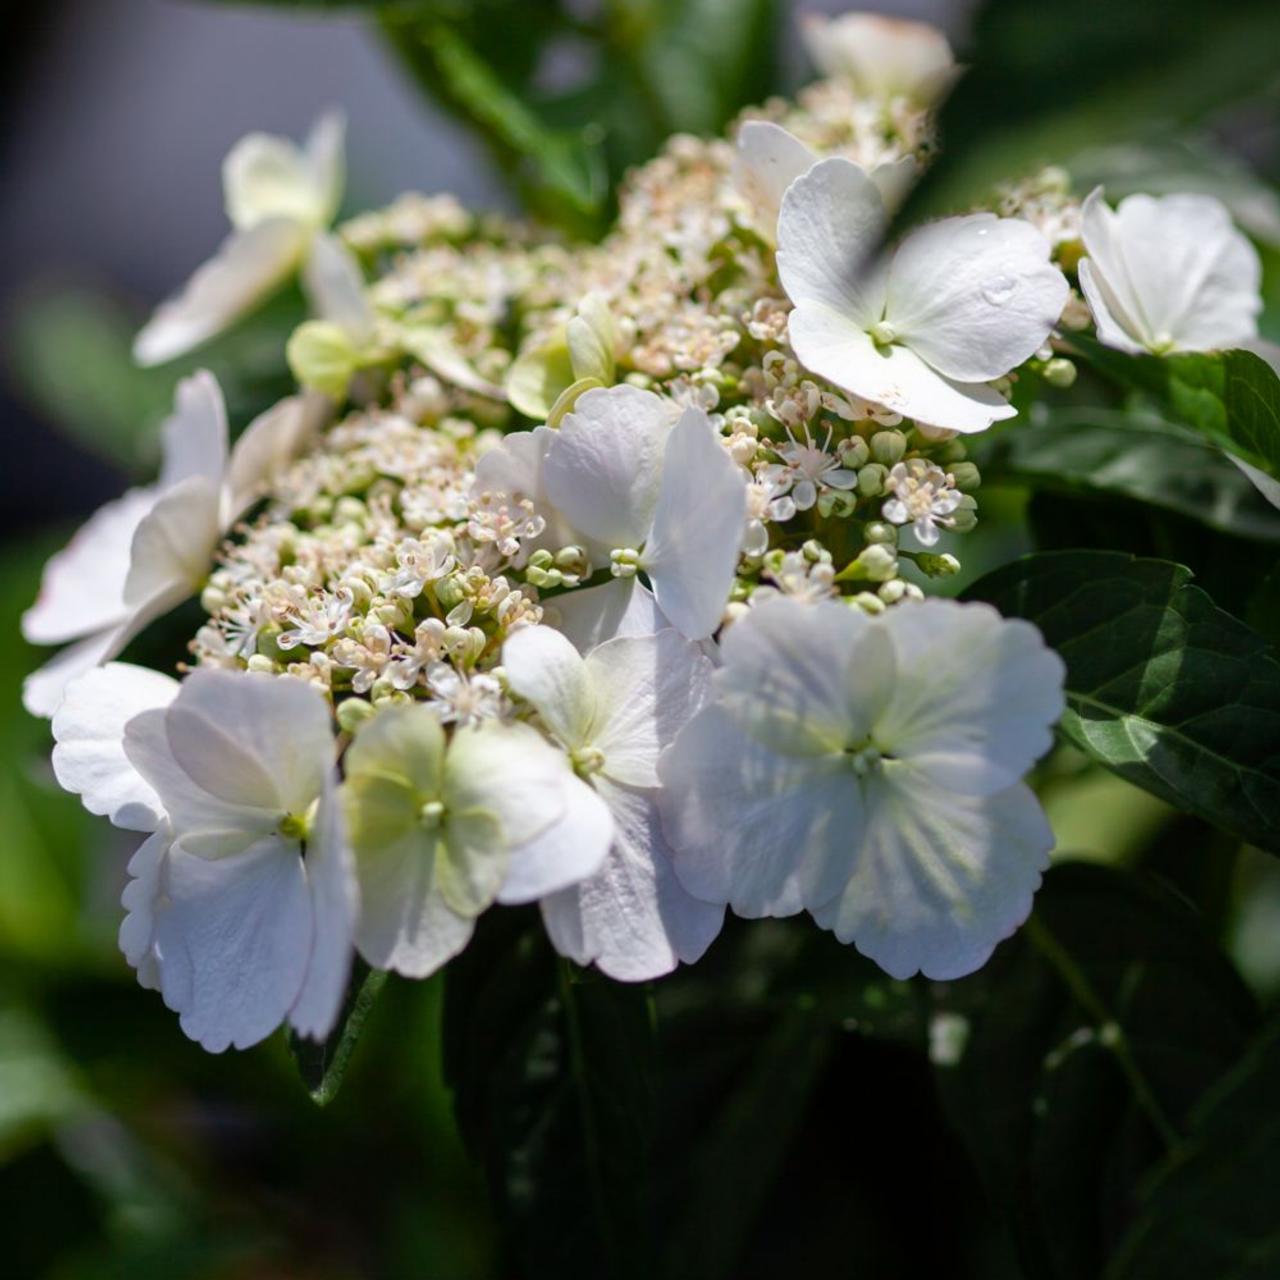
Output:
[[915, 552, 961, 578], [950, 495, 979, 533], [337, 697, 377, 735], [949, 462, 981, 491], [858, 463, 889, 498], [855, 543, 898, 582], [870, 430, 907, 466], [849, 591, 886, 615], [1043, 357, 1078, 389], [863, 521, 897, 546], [287, 320, 360, 401]]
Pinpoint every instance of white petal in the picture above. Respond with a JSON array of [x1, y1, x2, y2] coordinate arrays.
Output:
[[51, 662, 179, 831], [869, 156, 920, 211], [1231, 453, 1280, 509], [119, 828, 171, 989], [1077, 256, 1148, 356], [223, 129, 323, 230], [224, 391, 329, 521], [658, 705, 864, 917], [786, 310, 1016, 432], [544, 579, 669, 651], [122, 476, 222, 609], [22, 596, 168, 719], [874, 600, 1064, 794], [133, 219, 308, 366], [302, 233, 375, 344], [542, 778, 724, 981], [588, 630, 713, 787], [642, 408, 747, 639], [801, 12, 955, 103], [811, 773, 1051, 980], [288, 778, 357, 1040], [157, 371, 229, 492], [124, 670, 334, 855], [446, 720, 570, 852], [734, 121, 817, 243], [22, 488, 153, 646], [715, 597, 890, 755], [885, 214, 1068, 382], [1083, 188, 1261, 353], [544, 385, 675, 549], [498, 770, 613, 905], [352, 826, 475, 978], [502, 625, 596, 751], [167, 670, 334, 816], [152, 838, 312, 1052], [777, 157, 888, 327], [304, 109, 346, 228]]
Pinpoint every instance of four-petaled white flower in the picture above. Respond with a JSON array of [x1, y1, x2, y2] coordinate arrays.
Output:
[[777, 158, 1069, 432], [734, 120, 916, 245], [658, 597, 1065, 980], [800, 11, 957, 105], [54, 664, 357, 1052], [1078, 187, 1262, 356], [504, 625, 723, 981], [342, 703, 610, 979], [135, 112, 346, 366], [22, 372, 324, 716], [881, 458, 962, 546]]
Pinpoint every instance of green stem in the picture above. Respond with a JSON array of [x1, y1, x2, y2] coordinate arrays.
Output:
[[1024, 912, 1182, 1153]]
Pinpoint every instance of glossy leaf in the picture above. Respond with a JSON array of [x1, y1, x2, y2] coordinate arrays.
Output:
[[974, 409, 1280, 541], [934, 862, 1258, 1280], [965, 550, 1280, 853], [1068, 338, 1280, 488]]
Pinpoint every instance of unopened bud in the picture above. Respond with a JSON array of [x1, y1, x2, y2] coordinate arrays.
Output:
[[855, 543, 898, 582], [849, 591, 886, 615], [870, 430, 907, 466], [863, 521, 897, 546], [858, 463, 888, 498], [949, 462, 981, 491], [915, 552, 961, 578], [1043, 357, 1077, 389], [337, 697, 377, 734], [878, 579, 908, 604]]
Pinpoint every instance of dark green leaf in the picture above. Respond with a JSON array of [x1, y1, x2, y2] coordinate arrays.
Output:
[[380, 14, 608, 232], [935, 862, 1258, 1280], [1068, 337, 1280, 487], [1106, 1013, 1280, 1279], [904, 0, 1280, 223], [623, 0, 780, 138], [965, 550, 1280, 852], [973, 408, 1280, 541], [287, 959, 388, 1106], [443, 909, 656, 1280]]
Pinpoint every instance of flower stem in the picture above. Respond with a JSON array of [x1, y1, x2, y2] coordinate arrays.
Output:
[[1023, 912, 1182, 1153]]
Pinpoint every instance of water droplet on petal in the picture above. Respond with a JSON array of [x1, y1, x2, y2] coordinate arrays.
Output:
[[981, 275, 1016, 306]]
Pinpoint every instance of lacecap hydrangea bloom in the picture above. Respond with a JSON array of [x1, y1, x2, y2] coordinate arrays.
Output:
[[30, 6, 1269, 1052]]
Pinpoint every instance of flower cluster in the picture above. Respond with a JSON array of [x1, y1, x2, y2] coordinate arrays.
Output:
[[25, 8, 1272, 1053]]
